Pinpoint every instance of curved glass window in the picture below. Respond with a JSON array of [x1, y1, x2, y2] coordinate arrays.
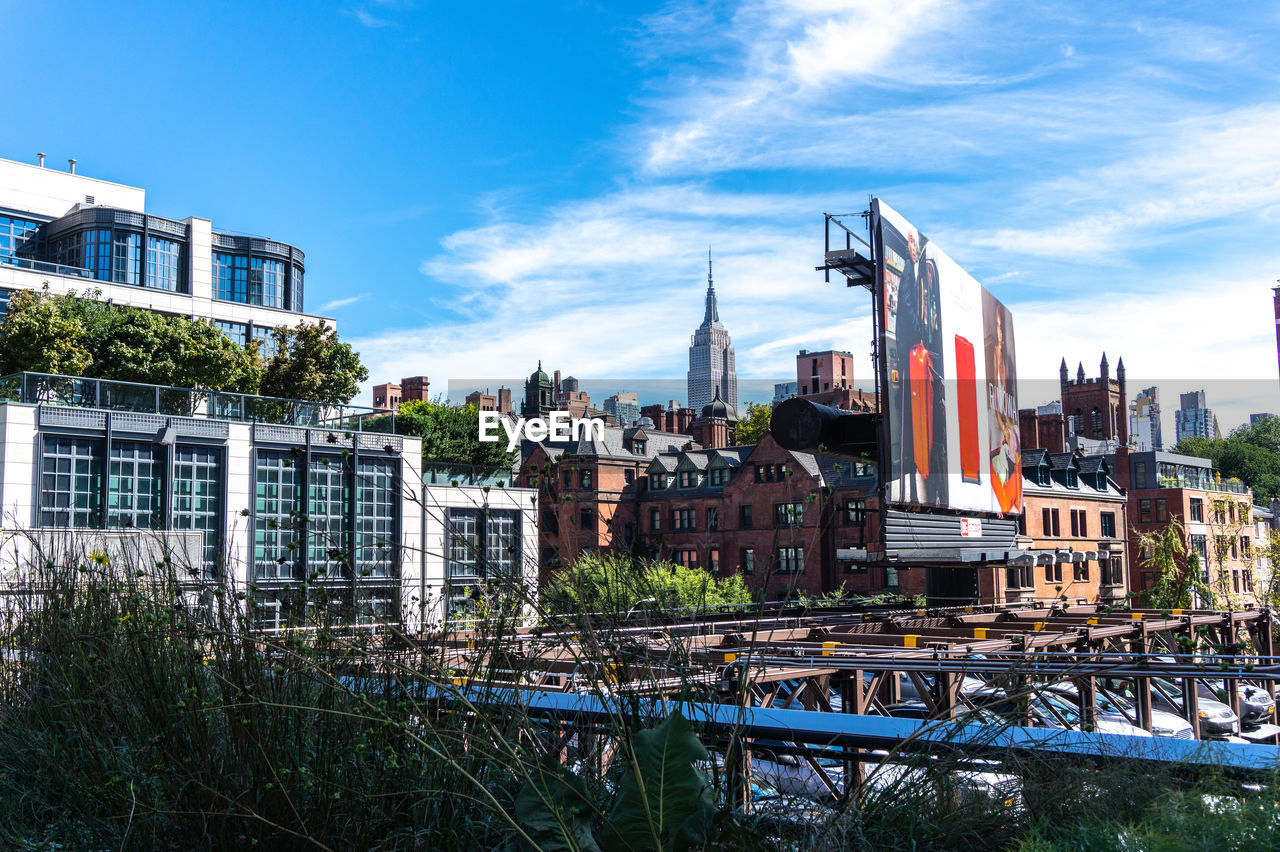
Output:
[[113, 231, 141, 285], [250, 258, 284, 308], [214, 252, 248, 302], [145, 236, 182, 291]]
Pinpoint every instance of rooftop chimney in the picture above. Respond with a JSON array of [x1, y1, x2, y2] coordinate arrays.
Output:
[[36, 153, 45, 168], [67, 158, 77, 174]]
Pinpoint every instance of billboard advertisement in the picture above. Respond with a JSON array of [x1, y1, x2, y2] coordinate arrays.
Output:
[[872, 198, 1021, 516]]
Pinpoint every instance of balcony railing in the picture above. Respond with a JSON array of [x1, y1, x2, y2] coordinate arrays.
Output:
[[423, 462, 515, 488], [0, 254, 95, 279], [1155, 473, 1248, 495], [0, 371, 395, 432]]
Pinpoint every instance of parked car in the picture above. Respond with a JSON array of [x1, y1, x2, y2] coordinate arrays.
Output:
[[968, 688, 1153, 738], [1140, 677, 1240, 739], [1042, 682, 1195, 739]]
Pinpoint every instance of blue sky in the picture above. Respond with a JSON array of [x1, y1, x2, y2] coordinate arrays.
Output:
[[4, 1, 1280, 428]]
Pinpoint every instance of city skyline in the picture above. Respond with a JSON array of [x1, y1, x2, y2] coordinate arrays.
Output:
[[4, 2, 1278, 429]]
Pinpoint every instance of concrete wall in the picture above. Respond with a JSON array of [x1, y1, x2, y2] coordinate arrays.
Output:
[[0, 156, 146, 219]]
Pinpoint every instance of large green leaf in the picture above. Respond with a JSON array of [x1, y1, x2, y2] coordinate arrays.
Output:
[[514, 755, 601, 852], [603, 711, 714, 852]]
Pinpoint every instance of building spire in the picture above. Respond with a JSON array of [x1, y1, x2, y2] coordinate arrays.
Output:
[[701, 247, 721, 328]]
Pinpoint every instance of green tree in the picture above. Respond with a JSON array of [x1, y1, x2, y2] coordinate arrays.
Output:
[[542, 551, 752, 615], [1140, 515, 1212, 609], [259, 321, 369, 404], [734, 401, 772, 445], [0, 287, 260, 392], [1173, 416, 1280, 503], [369, 399, 516, 468]]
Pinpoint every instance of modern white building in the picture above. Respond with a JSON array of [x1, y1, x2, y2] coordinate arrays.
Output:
[[0, 154, 333, 353], [0, 375, 539, 631]]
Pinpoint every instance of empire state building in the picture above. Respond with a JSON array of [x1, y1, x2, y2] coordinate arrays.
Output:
[[687, 251, 738, 412]]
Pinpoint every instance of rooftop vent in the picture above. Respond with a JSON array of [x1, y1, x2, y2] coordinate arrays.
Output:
[[36, 152, 45, 167], [68, 158, 76, 174]]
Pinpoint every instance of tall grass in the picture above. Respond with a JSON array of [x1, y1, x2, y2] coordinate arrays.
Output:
[[0, 538, 1277, 850]]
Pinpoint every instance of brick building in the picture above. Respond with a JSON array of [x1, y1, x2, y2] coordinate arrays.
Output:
[[1012, 449, 1129, 604], [373, 375, 430, 410], [1060, 354, 1126, 442], [1118, 448, 1256, 605]]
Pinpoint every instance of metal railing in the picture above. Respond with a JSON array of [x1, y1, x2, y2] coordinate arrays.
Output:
[[0, 371, 395, 432], [422, 462, 515, 487], [0, 254, 94, 279]]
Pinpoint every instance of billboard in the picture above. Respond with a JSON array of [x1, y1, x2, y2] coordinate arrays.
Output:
[[872, 199, 1021, 516]]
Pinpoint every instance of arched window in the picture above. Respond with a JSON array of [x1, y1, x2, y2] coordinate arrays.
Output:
[[1090, 407, 1103, 436], [1072, 409, 1084, 435]]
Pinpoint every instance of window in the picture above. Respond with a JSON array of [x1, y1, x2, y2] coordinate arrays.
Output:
[[214, 252, 248, 302], [1139, 499, 1152, 523], [741, 548, 755, 574], [1189, 498, 1203, 522], [580, 470, 592, 489], [249, 257, 285, 308], [1100, 512, 1116, 538], [1242, 536, 1251, 559], [776, 547, 804, 574], [624, 469, 635, 485], [254, 451, 300, 579], [678, 470, 699, 488], [673, 549, 696, 568], [564, 470, 574, 488], [740, 504, 753, 528], [1190, 535, 1208, 562], [307, 456, 348, 579], [172, 445, 222, 576], [1042, 507, 1060, 537], [215, 320, 247, 348], [1007, 564, 1033, 589], [708, 467, 729, 486], [580, 508, 594, 531], [145, 236, 183, 291], [1069, 509, 1087, 538], [1074, 560, 1089, 582], [1018, 513, 1027, 535], [1134, 461, 1147, 487], [355, 460, 397, 579], [649, 508, 661, 531], [1155, 498, 1168, 523], [1045, 560, 1062, 584], [845, 500, 865, 524], [1090, 407, 1102, 436], [39, 436, 103, 527], [648, 473, 666, 490], [673, 508, 696, 530], [445, 508, 521, 608], [623, 522, 635, 546], [775, 502, 803, 528], [707, 507, 719, 530], [0, 214, 40, 260], [632, 440, 646, 455], [1100, 555, 1123, 586], [107, 441, 162, 530], [251, 325, 279, 359], [709, 548, 720, 571]]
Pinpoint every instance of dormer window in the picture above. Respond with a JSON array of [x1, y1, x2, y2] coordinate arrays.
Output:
[[1065, 468, 1078, 488], [1037, 466, 1051, 487], [632, 440, 646, 455], [678, 470, 700, 488], [708, 468, 729, 487], [648, 473, 667, 490]]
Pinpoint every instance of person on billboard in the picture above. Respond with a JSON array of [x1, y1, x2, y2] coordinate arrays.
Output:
[[985, 298, 1020, 514], [894, 230, 948, 507]]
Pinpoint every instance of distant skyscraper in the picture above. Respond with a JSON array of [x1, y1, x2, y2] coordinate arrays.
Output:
[[1251, 413, 1276, 427], [603, 392, 641, 427], [1128, 386, 1163, 451], [687, 250, 737, 412], [1174, 389, 1220, 444]]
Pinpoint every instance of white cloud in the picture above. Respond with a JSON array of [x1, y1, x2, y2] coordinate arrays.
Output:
[[317, 294, 368, 313]]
